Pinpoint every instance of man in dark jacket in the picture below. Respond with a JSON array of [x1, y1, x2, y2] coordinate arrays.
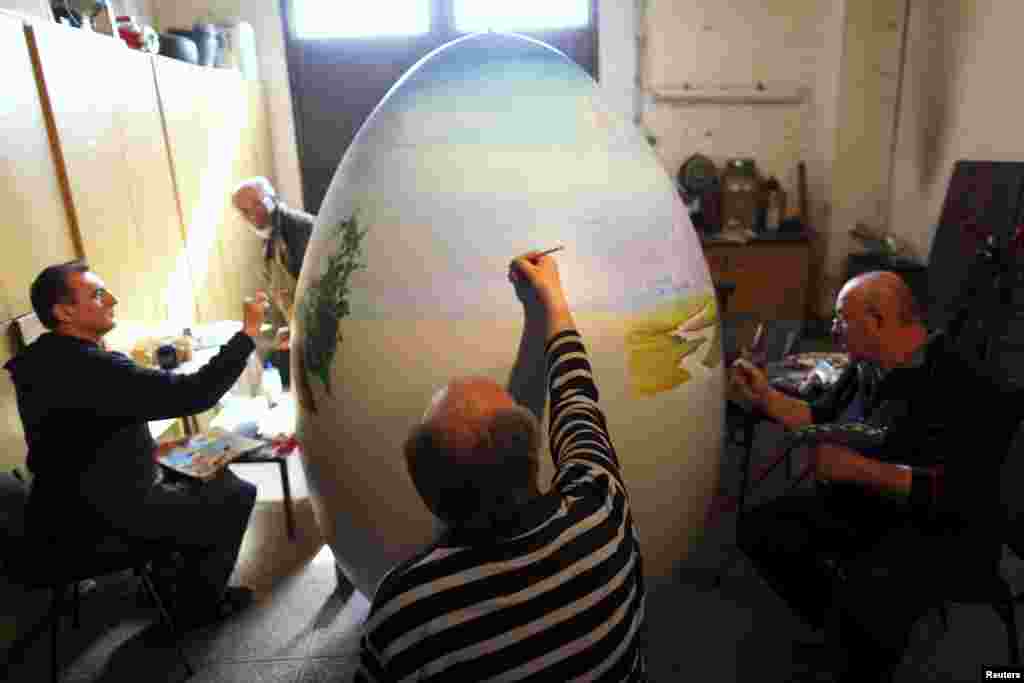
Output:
[[731, 271, 1023, 681], [232, 177, 314, 348], [5, 260, 269, 629]]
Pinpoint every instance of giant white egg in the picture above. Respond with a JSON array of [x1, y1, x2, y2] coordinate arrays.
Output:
[[292, 32, 724, 599]]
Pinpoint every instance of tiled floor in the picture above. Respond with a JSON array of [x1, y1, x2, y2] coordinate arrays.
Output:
[[5, 338, 1024, 682]]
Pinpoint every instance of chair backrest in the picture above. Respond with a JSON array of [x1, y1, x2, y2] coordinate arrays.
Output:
[[0, 470, 29, 583], [926, 160, 1024, 334], [0, 470, 27, 543], [1001, 423, 1024, 560]]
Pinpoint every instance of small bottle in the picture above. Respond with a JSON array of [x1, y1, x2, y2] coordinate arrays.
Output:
[[761, 176, 785, 232], [263, 360, 283, 407], [181, 327, 195, 362]]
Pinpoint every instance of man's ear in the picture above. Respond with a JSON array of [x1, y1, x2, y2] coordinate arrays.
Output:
[[52, 302, 73, 327]]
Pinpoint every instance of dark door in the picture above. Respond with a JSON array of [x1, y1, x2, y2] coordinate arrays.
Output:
[[280, 1, 598, 213]]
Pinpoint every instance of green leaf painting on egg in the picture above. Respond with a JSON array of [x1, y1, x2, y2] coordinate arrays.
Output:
[[301, 212, 368, 404]]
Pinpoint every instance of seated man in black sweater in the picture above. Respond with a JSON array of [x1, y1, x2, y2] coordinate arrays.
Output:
[[731, 271, 1023, 681], [5, 260, 268, 629]]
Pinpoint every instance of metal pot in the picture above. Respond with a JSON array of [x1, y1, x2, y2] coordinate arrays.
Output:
[[191, 23, 222, 67], [158, 32, 199, 64]]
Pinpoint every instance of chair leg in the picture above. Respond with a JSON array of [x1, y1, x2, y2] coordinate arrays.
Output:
[[279, 458, 296, 541], [138, 568, 195, 678], [713, 422, 757, 588], [997, 599, 1021, 666], [50, 585, 64, 683], [72, 581, 81, 629], [939, 602, 950, 632]]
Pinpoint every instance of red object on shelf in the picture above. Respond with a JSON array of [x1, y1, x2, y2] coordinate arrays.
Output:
[[272, 435, 299, 456], [117, 22, 143, 49]]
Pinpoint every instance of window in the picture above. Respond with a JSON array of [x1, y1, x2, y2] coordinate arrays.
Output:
[[292, 1, 431, 39], [284, 0, 596, 212], [454, 1, 590, 32]]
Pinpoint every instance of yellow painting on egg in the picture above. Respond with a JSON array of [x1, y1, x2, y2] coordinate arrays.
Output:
[[626, 292, 720, 398]]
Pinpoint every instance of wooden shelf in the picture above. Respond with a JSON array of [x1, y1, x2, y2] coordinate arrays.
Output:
[[651, 84, 808, 105]]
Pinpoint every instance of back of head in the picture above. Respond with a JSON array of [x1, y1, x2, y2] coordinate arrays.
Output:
[[846, 271, 925, 328], [404, 395, 542, 528], [30, 260, 89, 330]]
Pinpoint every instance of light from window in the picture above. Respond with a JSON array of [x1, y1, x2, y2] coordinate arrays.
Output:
[[292, 1, 431, 39], [454, 1, 589, 32]]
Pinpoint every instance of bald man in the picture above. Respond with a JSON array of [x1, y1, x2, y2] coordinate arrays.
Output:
[[355, 251, 649, 682], [232, 177, 314, 351], [731, 271, 1022, 681]]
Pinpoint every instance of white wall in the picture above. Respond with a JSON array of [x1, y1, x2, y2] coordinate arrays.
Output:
[[641, 0, 825, 188], [0, 0, 51, 20], [890, 1, 1023, 264], [596, 0, 636, 122], [613, 0, 849, 316], [152, 0, 305, 211], [116, 0, 154, 24], [821, 0, 907, 310]]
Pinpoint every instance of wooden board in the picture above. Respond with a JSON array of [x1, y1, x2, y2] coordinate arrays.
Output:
[[0, 15, 78, 321], [154, 57, 274, 323], [704, 239, 810, 347], [27, 22, 194, 327]]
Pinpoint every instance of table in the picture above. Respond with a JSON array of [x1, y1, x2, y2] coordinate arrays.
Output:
[[234, 445, 297, 541], [181, 394, 299, 542]]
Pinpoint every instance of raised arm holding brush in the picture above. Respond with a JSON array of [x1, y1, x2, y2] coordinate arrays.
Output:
[[356, 247, 650, 682]]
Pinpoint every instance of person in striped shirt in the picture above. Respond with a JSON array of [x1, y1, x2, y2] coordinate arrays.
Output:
[[356, 250, 647, 682]]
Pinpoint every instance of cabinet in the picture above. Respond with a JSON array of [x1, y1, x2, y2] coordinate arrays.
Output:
[[702, 235, 811, 346], [28, 21, 196, 327], [0, 15, 276, 472], [0, 15, 78, 321], [154, 57, 272, 324]]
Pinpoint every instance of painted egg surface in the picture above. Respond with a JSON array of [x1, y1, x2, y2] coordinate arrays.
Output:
[[293, 32, 724, 598]]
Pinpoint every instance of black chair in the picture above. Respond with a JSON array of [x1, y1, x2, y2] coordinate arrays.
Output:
[[818, 538, 1020, 675], [721, 320, 804, 512], [819, 439, 1024, 673], [713, 337, 809, 587], [0, 471, 195, 682], [936, 562, 1020, 666]]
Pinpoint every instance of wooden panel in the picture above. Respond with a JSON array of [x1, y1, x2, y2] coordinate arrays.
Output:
[[704, 240, 810, 348], [0, 15, 78, 321], [728, 242, 809, 319], [154, 57, 271, 324], [238, 83, 275, 297], [28, 22, 194, 328]]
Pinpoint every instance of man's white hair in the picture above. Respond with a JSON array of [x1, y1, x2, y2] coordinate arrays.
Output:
[[234, 176, 276, 198]]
